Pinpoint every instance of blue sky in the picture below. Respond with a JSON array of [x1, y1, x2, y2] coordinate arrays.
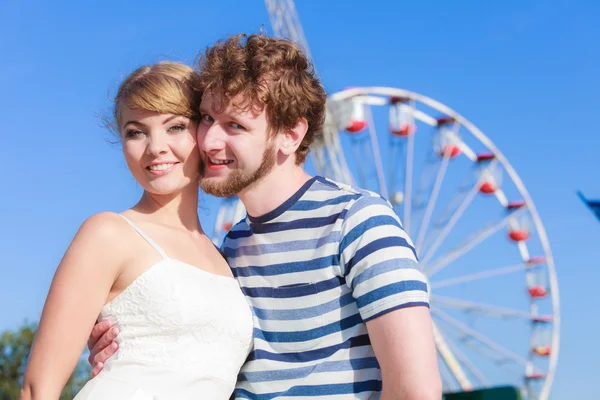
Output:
[[0, 0, 598, 398]]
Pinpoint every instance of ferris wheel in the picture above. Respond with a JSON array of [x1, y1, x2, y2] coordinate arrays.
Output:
[[326, 88, 560, 400], [212, 2, 560, 399]]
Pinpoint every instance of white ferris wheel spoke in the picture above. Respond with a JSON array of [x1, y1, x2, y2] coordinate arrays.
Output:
[[264, 0, 312, 58], [518, 240, 530, 261], [438, 355, 461, 393], [421, 158, 502, 264], [415, 149, 452, 255], [327, 119, 354, 185], [350, 137, 368, 188], [436, 323, 491, 387], [432, 295, 531, 319], [327, 139, 347, 183], [404, 114, 416, 235], [432, 308, 531, 368], [365, 105, 389, 200], [432, 321, 473, 392], [316, 141, 336, 182], [413, 108, 438, 126], [439, 319, 526, 377], [413, 144, 441, 209], [321, 104, 355, 184], [387, 140, 403, 200], [433, 172, 474, 228], [431, 261, 533, 289], [311, 146, 326, 176], [424, 206, 527, 278], [419, 179, 481, 266]]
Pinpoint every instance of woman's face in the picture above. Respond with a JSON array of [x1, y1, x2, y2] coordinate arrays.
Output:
[[119, 106, 200, 197]]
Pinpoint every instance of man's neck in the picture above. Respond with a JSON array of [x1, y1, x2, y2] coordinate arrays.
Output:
[[238, 164, 312, 219]]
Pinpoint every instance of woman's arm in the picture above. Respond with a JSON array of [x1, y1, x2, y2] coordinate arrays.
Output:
[[21, 213, 126, 400]]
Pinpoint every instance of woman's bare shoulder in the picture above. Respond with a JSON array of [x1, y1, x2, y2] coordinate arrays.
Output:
[[69, 212, 133, 256]]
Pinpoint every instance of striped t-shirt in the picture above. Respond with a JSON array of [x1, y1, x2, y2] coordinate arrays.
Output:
[[222, 176, 429, 399]]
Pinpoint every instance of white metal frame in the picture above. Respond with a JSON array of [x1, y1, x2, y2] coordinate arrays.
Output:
[[325, 86, 560, 400]]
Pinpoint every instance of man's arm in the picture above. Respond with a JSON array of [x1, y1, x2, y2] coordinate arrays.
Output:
[[367, 307, 441, 400], [339, 195, 441, 399]]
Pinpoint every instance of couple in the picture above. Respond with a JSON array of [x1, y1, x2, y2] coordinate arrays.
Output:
[[22, 34, 441, 399]]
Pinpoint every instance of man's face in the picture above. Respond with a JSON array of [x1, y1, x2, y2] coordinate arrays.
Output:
[[197, 91, 277, 198]]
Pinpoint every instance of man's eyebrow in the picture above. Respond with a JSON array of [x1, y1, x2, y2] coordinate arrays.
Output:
[[199, 104, 252, 122]]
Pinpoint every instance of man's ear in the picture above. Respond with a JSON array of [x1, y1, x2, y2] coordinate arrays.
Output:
[[278, 118, 308, 156]]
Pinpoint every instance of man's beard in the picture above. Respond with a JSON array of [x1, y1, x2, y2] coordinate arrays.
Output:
[[199, 144, 276, 198]]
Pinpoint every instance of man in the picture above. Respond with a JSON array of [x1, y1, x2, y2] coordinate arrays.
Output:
[[89, 33, 441, 399]]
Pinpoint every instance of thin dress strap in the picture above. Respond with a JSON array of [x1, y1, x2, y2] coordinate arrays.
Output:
[[118, 214, 168, 259]]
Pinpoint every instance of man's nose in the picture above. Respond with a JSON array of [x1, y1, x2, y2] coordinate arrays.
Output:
[[199, 123, 226, 153]]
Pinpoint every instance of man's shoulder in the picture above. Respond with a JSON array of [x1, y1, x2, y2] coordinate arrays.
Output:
[[314, 178, 393, 216], [309, 176, 386, 207], [220, 218, 250, 249]]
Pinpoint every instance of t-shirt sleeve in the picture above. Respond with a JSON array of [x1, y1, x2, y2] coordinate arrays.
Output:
[[339, 195, 429, 323]]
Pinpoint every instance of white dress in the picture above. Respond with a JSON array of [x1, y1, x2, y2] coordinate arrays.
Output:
[[74, 215, 254, 400]]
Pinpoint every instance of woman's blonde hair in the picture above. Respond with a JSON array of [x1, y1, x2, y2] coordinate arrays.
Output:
[[111, 61, 201, 135]]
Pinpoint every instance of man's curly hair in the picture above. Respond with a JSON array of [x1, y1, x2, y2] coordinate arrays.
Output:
[[196, 33, 327, 164]]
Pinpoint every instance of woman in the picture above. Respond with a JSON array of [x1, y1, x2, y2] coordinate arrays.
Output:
[[21, 62, 254, 399]]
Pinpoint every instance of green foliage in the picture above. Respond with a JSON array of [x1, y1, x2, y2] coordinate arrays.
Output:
[[0, 323, 90, 399]]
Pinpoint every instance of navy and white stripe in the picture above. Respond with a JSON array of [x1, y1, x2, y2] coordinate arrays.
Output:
[[224, 176, 429, 399]]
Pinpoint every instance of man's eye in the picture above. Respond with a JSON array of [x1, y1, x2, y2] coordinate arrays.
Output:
[[200, 114, 214, 123]]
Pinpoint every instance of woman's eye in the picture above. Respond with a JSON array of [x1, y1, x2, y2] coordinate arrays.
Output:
[[169, 124, 186, 132], [230, 122, 245, 130], [124, 129, 144, 138]]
